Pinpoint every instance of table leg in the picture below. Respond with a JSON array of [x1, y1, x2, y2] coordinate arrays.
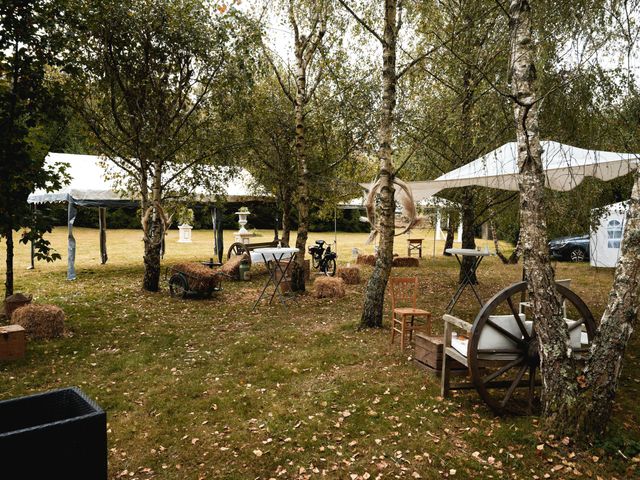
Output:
[[445, 254, 485, 313], [268, 253, 296, 305], [253, 254, 276, 310]]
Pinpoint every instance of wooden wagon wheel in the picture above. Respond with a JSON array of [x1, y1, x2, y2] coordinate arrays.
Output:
[[467, 281, 596, 415], [227, 242, 248, 261]]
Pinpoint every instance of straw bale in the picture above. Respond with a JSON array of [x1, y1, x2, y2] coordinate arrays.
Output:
[[3, 292, 32, 319], [221, 254, 249, 280], [337, 266, 361, 285], [392, 257, 420, 267], [314, 277, 346, 299], [393, 257, 420, 267], [172, 263, 223, 291], [13, 304, 65, 340], [356, 254, 376, 266]]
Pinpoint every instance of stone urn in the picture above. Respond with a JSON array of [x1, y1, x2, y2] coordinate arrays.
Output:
[[234, 208, 252, 244]]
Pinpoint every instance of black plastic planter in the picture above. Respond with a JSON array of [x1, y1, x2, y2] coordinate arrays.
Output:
[[0, 386, 107, 480]]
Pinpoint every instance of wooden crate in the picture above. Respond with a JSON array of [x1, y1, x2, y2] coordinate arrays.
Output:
[[413, 331, 465, 373], [0, 325, 26, 361]]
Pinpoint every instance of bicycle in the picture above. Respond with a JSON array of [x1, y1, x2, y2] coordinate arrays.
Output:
[[308, 240, 337, 276]]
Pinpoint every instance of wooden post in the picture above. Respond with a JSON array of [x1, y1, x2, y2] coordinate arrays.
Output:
[[98, 207, 108, 265]]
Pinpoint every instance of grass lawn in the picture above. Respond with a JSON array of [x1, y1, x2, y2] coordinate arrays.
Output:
[[1, 227, 639, 479]]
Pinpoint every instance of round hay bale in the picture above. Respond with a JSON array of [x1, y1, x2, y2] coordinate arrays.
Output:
[[13, 304, 65, 340], [392, 256, 420, 268], [3, 292, 32, 319], [337, 266, 361, 285], [356, 254, 376, 266], [313, 277, 346, 299]]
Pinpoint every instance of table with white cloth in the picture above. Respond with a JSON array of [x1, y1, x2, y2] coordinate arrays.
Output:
[[252, 247, 299, 310], [444, 248, 492, 313]]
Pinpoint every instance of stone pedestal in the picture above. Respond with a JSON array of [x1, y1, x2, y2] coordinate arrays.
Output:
[[177, 224, 193, 243]]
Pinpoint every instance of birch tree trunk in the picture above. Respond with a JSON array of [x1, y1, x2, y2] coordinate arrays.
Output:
[[292, 56, 310, 291], [360, 0, 397, 328], [509, 0, 579, 427], [571, 171, 640, 436]]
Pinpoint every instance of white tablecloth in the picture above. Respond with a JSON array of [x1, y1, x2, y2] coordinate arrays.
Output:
[[250, 247, 299, 264]]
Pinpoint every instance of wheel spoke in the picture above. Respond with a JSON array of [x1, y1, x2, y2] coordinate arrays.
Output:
[[568, 318, 585, 331], [500, 363, 529, 408], [477, 348, 523, 355], [482, 357, 523, 384], [507, 296, 530, 340], [486, 319, 527, 348]]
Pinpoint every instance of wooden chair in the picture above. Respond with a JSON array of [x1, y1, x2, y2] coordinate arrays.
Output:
[[389, 277, 432, 349]]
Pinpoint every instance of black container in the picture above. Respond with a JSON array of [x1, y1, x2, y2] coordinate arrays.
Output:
[[0, 386, 107, 480]]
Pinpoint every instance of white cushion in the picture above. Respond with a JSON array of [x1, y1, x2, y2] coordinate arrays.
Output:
[[451, 337, 468, 357], [523, 319, 585, 349], [478, 314, 526, 350]]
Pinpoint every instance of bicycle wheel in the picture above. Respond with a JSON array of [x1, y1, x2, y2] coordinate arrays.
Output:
[[322, 258, 337, 276]]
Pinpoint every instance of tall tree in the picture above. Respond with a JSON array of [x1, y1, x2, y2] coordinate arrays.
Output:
[[261, 0, 329, 291], [507, 0, 640, 438], [69, 0, 256, 291], [0, 0, 69, 297], [337, 0, 400, 328]]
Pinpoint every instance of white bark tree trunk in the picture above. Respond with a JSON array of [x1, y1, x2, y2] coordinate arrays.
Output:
[[360, 0, 397, 328]]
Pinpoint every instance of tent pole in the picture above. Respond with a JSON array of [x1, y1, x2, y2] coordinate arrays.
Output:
[[433, 209, 438, 258], [211, 206, 217, 261], [98, 207, 108, 264], [67, 200, 77, 280], [28, 203, 36, 270], [334, 208, 337, 251]]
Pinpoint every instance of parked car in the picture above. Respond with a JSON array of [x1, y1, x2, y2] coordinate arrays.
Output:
[[548, 235, 590, 262]]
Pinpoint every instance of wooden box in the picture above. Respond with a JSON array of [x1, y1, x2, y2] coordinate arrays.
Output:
[[0, 325, 26, 361], [413, 331, 465, 373]]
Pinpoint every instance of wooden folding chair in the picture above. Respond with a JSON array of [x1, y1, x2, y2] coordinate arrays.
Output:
[[389, 277, 432, 349]]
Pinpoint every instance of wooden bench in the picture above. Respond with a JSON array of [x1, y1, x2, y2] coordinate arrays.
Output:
[[227, 239, 288, 261]]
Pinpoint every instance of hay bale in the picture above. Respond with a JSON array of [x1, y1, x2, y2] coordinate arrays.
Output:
[[13, 304, 65, 340], [3, 292, 32, 319], [172, 262, 223, 291], [392, 256, 420, 267], [337, 266, 361, 285], [356, 254, 376, 266], [221, 254, 249, 280], [314, 277, 346, 299]]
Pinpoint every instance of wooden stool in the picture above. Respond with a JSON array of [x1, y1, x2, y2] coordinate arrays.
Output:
[[389, 277, 431, 349], [407, 238, 423, 258]]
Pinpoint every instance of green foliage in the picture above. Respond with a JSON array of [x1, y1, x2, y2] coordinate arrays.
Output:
[[0, 0, 73, 294], [67, 0, 261, 201]]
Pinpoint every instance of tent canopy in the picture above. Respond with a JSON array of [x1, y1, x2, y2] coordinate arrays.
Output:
[[361, 141, 640, 201], [28, 153, 269, 206]]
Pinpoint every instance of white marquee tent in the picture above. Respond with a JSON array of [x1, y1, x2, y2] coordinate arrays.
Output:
[[362, 141, 639, 201], [360, 140, 638, 260], [590, 201, 629, 268], [27, 153, 269, 279]]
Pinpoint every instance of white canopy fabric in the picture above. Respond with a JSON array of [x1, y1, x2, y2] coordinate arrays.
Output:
[[28, 153, 267, 205], [361, 141, 640, 201]]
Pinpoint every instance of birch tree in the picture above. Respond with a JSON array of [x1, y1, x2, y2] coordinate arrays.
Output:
[[508, 0, 640, 437], [261, 0, 329, 292]]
